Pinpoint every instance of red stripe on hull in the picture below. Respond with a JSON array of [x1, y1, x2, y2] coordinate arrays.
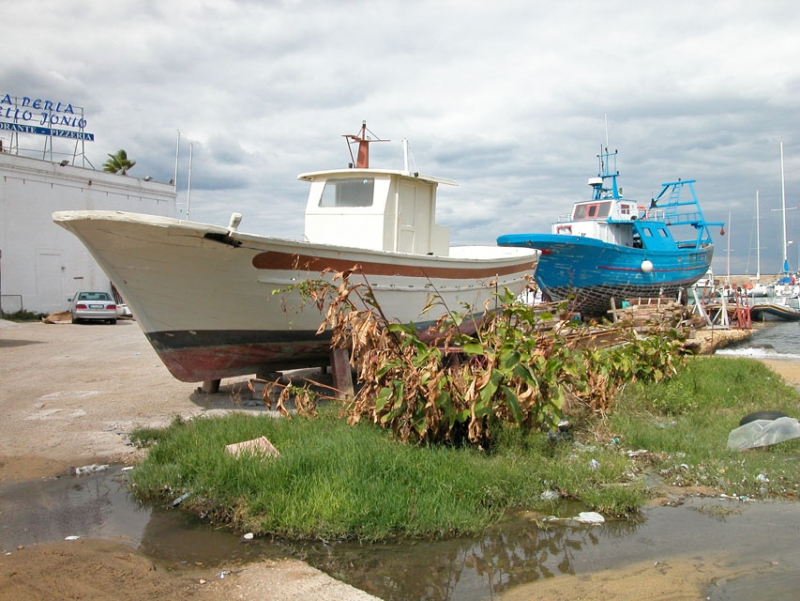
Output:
[[252, 251, 535, 279]]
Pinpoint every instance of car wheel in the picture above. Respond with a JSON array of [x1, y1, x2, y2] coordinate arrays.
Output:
[[71, 315, 80, 324], [109, 318, 117, 325]]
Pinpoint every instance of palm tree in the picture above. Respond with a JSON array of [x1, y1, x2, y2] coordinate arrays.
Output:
[[103, 149, 136, 175]]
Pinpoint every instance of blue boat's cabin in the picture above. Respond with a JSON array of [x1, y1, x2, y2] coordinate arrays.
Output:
[[553, 196, 679, 251]]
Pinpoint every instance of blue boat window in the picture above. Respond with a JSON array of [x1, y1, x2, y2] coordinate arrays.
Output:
[[573, 202, 611, 220], [320, 178, 375, 207], [657, 228, 669, 237], [642, 227, 653, 237]]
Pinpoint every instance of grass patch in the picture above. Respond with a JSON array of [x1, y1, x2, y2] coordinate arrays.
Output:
[[129, 356, 800, 541], [611, 356, 800, 498], [130, 408, 643, 540]]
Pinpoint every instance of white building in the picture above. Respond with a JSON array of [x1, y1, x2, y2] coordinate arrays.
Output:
[[0, 153, 176, 314]]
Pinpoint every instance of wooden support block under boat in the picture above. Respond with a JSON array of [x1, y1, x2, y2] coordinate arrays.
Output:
[[331, 348, 354, 399]]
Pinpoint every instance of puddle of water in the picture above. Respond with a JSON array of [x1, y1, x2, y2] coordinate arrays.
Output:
[[0, 466, 150, 547], [303, 499, 800, 600], [2, 469, 798, 600], [0, 467, 282, 566]]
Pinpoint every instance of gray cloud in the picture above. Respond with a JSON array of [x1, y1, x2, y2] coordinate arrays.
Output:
[[4, 0, 800, 275]]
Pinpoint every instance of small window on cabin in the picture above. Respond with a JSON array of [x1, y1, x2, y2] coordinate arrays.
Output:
[[319, 178, 375, 207], [573, 205, 588, 219], [597, 202, 611, 217], [658, 228, 669, 237], [588, 205, 598, 217], [642, 227, 653, 237]]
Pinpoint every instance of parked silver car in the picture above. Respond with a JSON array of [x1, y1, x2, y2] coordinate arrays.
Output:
[[69, 291, 117, 324]]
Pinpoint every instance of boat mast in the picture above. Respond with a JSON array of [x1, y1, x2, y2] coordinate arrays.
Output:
[[344, 121, 388, 169], [186, 143, 193, 220], [780, 139, 789, 274], [726, 211, 732, 283], [756, 190, 761, 280]]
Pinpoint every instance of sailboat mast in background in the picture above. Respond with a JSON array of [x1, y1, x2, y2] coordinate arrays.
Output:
[[780, 139, 789, 274]]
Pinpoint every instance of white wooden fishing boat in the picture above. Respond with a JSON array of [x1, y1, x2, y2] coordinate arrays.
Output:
[[54, 124, 539, 383]]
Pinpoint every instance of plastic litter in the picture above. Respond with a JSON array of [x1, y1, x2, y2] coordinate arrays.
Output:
[[64, 535, 80, 541], [727, 417, 800, 451], [74, 464, 108, 476], [171, 491, 194, 507], [574, 511, 605, 524], [589, 459, 600, 471], [542, 511, 605, 525], [540, 490, 560, 502]]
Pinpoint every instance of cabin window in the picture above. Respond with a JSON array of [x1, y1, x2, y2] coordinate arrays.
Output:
[[573, 202, 611, 220], [657, 228, 668, 237], [319, 178, 375, 207], [642, 227, 653, 237]]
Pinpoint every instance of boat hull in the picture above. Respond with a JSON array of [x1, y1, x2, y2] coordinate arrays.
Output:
[[54, 211, 538, 382], [497, 233, 713, 316], [750, 303, 800, 322]]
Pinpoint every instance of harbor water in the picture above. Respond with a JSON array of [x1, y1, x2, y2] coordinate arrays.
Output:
[[716, 321, 800, 359]]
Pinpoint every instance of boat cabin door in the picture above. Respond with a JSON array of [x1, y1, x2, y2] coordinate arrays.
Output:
[[397, 180, 433, 254]]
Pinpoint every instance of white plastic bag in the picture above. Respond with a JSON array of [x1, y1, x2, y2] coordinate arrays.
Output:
[[727, 417, 800, 451]]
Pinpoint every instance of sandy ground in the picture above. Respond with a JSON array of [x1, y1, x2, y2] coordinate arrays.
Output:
[[0, 319, 379, 601], [1, 319, 798, 600]]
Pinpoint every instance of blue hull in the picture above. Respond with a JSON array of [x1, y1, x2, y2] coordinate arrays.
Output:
[[498, 233, 713, 315]]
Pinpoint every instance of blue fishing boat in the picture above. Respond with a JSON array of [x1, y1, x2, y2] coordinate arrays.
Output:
[[497, 148, 725, 317]]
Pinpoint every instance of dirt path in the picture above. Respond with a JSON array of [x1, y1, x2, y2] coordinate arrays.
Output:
[[0, 319, 379, 600]]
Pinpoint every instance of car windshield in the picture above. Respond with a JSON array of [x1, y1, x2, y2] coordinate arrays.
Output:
[[78, 292, 111, 301]]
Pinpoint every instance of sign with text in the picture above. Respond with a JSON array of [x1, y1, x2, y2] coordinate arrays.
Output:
[[0, 93, 94, 141]]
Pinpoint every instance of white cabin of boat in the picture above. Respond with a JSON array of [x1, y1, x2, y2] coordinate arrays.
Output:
[[298, 123, 454, 256]]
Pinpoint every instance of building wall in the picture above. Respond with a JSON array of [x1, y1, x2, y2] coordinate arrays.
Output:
[[0, 153, 176, 314]]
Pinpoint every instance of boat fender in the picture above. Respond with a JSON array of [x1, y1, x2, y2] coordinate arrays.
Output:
[[641, 260, 653, 273]]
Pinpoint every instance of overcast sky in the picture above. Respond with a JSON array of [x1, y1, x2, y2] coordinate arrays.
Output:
[[5, 0, 800, 276]]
